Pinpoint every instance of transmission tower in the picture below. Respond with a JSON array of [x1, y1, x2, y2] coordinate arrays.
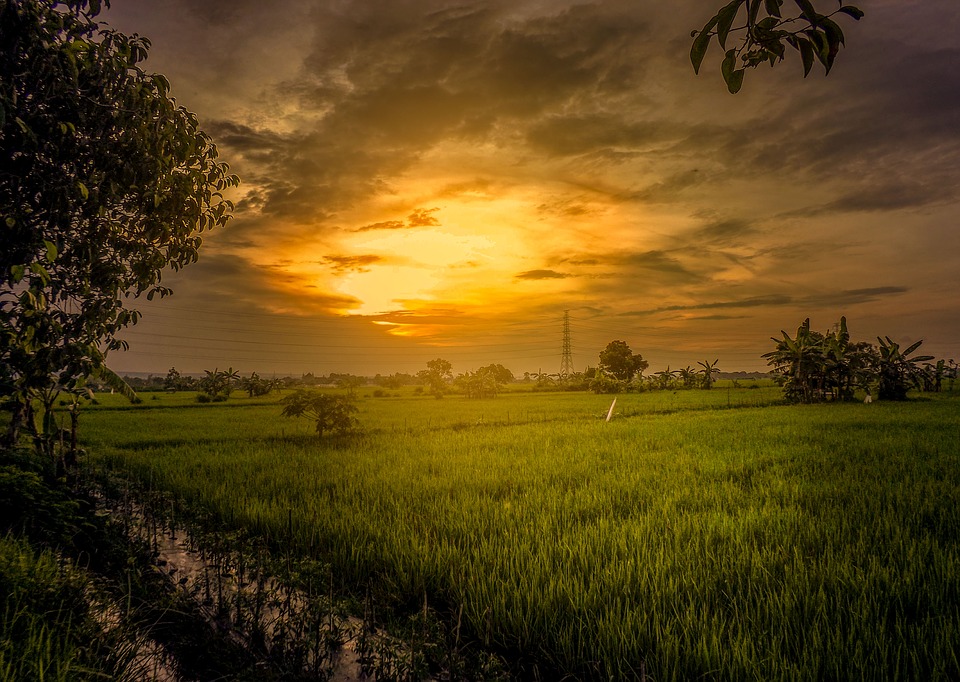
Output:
[[560, 310, 574, 379]]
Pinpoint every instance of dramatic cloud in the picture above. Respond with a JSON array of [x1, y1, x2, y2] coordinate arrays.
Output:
[[101, 0, 960, 374], [406, 208, 442, 227], [322, 255, 384, 273], [516, 269, 571, 280]]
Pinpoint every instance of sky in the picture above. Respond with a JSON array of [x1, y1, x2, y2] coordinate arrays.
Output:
[[100, 0, 960, 377]]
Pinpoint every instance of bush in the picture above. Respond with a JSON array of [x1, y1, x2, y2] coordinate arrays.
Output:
[[280, 390, 360, 438], [590, 375, 625, 394]]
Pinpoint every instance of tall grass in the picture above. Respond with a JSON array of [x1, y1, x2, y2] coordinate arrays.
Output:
[[85, 391, 960, 679], [0, 535, 139, 681]]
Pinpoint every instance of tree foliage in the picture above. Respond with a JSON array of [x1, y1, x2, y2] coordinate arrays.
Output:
[[762, 317, 938, 403], [417, 358, 453, 397], [456, 364, 514, 399], [0, 0, 238, 453], [598, 340, 649, 383], [692, 0, 864, 93], [875, 336, 934, 401], [238, 371, 279, 398], [280, 390, 359, 438], [697, 359, 721, 389], [196, 367, 238, 402]]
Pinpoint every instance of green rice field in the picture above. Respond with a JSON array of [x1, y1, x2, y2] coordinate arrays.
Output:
[[81, 386, 960, 680]]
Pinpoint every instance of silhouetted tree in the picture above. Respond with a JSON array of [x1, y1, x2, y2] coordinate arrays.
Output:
[[598, 340, 649, 383], [280, 390, 358, 438], [876, 337, 933, 401], [697, 359, 721, 389], [0, 0, 237, 454]]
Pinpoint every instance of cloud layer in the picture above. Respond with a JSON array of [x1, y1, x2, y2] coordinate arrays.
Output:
[[103, 0, 960, 374]]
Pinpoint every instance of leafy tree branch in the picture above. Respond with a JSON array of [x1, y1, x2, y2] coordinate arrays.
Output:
[[692, 0, 864, 93]]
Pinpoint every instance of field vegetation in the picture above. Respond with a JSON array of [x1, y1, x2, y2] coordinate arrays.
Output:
[[79, 385, 960, 680]]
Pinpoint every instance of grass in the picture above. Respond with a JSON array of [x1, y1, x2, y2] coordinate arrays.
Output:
[[0, 534, 143, 682], [81, 388, 960, 680]]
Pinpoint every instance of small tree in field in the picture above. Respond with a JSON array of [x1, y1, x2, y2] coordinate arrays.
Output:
[[280, 390, 359, 438]]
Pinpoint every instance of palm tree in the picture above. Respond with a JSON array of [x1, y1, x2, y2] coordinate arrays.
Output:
[[652, 367, 678, 390], [677, 366, 698, 389], [921, 359, 947, 393], [763, 318, 827, 403], [821, 317, 875, 400], [697, 359, 720, 390], [876, 337, 934, 400]]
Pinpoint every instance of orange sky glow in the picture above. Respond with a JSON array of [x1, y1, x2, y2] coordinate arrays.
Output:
[[102, 0, 960, 377]]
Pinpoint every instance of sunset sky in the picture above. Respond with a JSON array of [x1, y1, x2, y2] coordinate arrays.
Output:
[[102, 0, 960, 377]]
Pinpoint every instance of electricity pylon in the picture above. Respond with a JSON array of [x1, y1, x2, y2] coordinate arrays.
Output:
[[560, 310, 574, 379]]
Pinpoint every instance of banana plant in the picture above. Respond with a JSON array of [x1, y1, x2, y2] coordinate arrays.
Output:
[[697, 359, 721, 390], [876, 337, 934, 401], [762, 318, 826, 403]]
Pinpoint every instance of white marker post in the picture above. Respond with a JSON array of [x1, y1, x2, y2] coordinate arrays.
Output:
[[605, 397, 617, 422]]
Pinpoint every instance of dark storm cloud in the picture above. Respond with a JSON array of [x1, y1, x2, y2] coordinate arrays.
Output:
[[687, 217, 758, 247], [537, 198, 606, 218], [354, 208, 441, 232], [559, 257, 602, 266], [150, 253, 360, 315], [516, 269, 571, 280], [204, 121, 287, 157], [209, 1, 652, 225], [186, 0, 960, 237], [407, 208, 441, 227], [355, 220, 408, 233], [630, 169, 706, 204], [546, 248, 704, 286], [803, 286, 909, 307], [618, 286, 908, 317], [708, 35, 960, 211], [620, 294, 794, 316], [525, 114, 668, 158], [321, 255, 384, 273], [811, 179, 956, 215], [616, 250, 702, 283]]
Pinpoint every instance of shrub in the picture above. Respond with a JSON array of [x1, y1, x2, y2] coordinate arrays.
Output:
[[280, 390, 359, 438]]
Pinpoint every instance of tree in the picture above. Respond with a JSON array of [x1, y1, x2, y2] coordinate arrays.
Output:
[[163, 366, 183, 392], [598, 340, 649, 383], [677, 365, 699, 389], [457, 364, 513, 399], [479, 363, 514, 385], [821, 317, 875, 400], [280, 390, 359, 438], [692, 0, 864, 93], [763, 317, 935, 403], [334, 374, 365, 394], [589, 373, 624, 394], [920, 360, 948, 393], [652, 367, 678, 390], [426, 358, 453, 381], [763, 318, 827, 403], [238, 371, 277, 398], [697, 359, 721, 389], [418, 358, 453, 397], [875, 337, 933, 401], [0, 0, 238, 454], [197, 367, 238, 402]]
